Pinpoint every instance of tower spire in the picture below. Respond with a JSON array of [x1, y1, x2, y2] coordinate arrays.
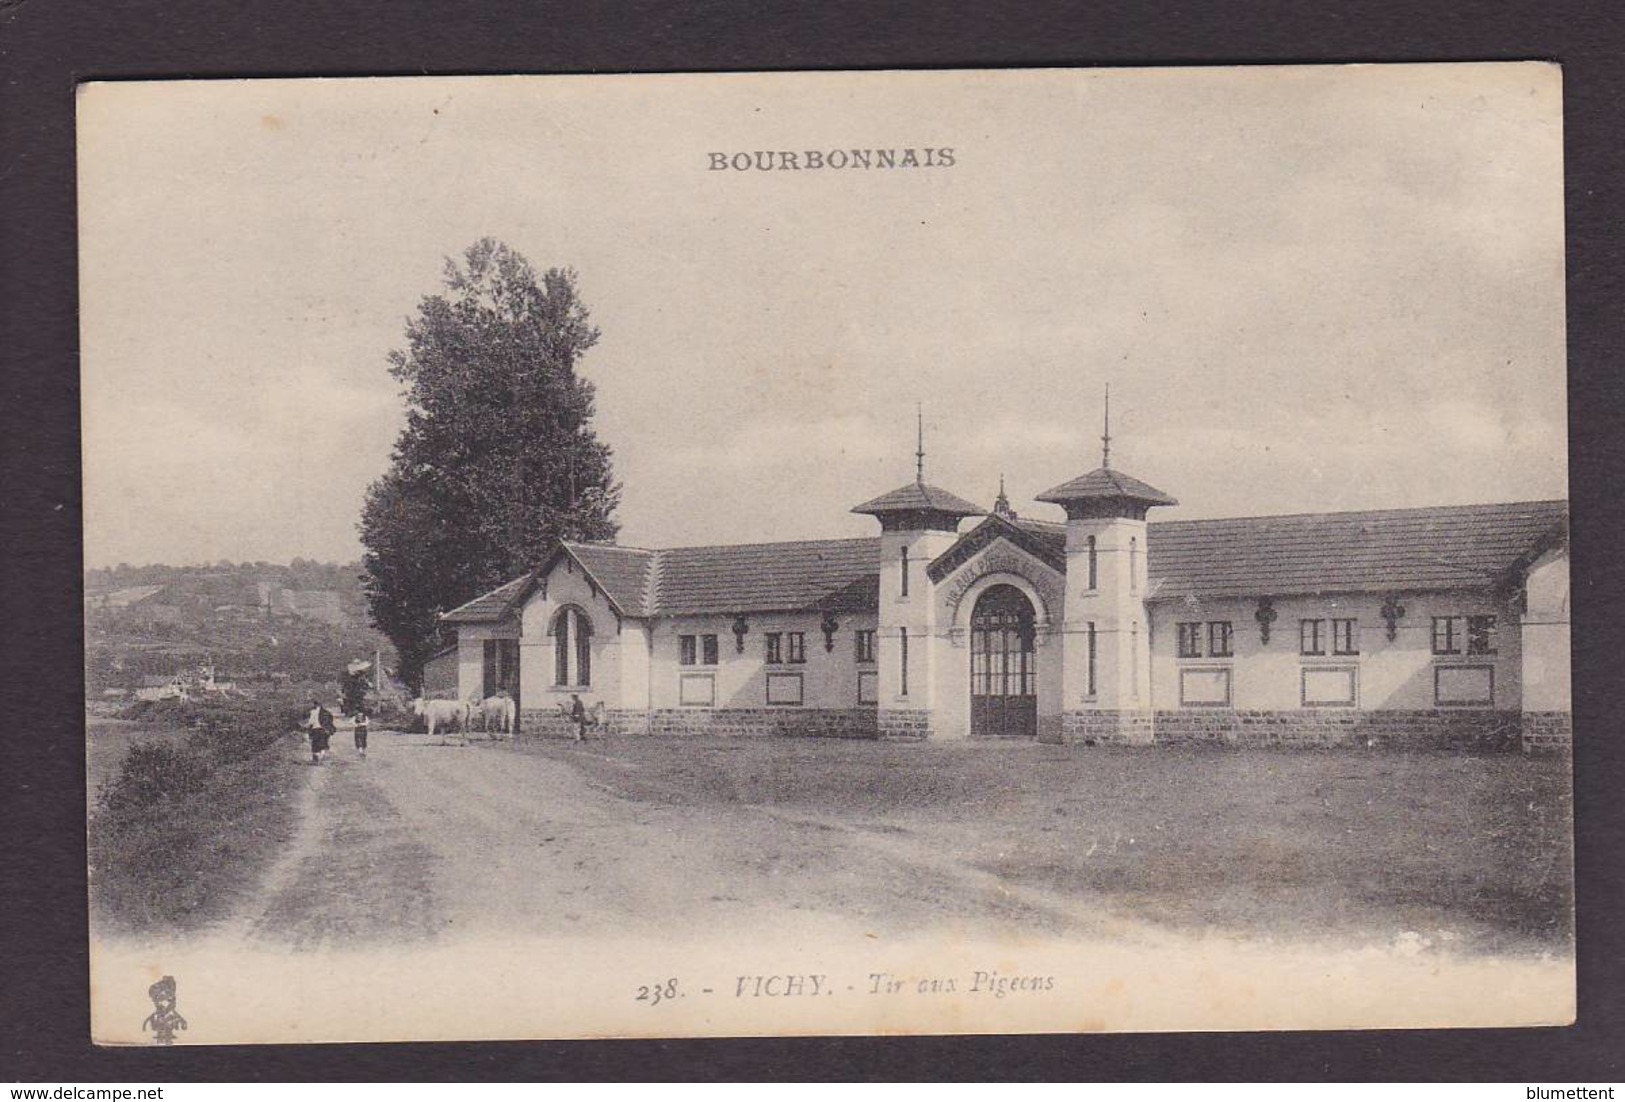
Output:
[[915, 403, 925, 484], [1101, 383, 1112, 470], [993, 473, 1015, 519]]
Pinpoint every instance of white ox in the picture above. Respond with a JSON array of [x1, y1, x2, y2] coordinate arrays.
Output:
[[471, 693, 517, 737], [412, 697, 471, 742]]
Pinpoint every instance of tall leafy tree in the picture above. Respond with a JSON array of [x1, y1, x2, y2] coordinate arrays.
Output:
[[361, 239, 619, 685]]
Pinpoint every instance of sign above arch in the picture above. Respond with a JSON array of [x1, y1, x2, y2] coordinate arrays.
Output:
[[941, 542, 1063, 625]]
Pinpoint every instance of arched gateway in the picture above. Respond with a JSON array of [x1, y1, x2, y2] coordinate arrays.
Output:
[[969, 583, 1038, 739]]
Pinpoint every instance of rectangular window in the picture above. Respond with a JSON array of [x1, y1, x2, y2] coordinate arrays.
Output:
[[1302, 666, 1358, 708], [787, 632, 806, 664], [855, 629, 876, 664], [1432, 616, 1462, 655], [1207, 621, 1234, 658], [1299, 618, 1325, 656], [1435, 664, 1494, 706], [1131, 621, 1140, 700], [1087, 535, 1098, 590], [764, 632, 783, 664], [553, 613, 570, 686], [900, 627, 909, 696], [1177, 622, 1203, 658], [1180, 667, 1232, 707], [679, 673, 715, 706], [1087, 621, 1097, 698], [857, 670, 879, 704], [701, 633, 719, 666], [679, 634, 697, 666], [1130, 538, 1140, 596], [483, 638, 499, 697], [766, 671, 804, 706], [1332, 618, 1359, 656], [900, 546, 910, 597], [1467, 615, 1498, 656]]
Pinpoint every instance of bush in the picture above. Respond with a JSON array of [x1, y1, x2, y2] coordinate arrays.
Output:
[[97, 740, 211, 814], [186, 699, 304, 764], [90, 696, 302, 933]]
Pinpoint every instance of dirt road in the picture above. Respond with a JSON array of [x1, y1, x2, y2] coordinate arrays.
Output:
[[233, 732, 1149, 952], [90, 732, 1573, 1041]]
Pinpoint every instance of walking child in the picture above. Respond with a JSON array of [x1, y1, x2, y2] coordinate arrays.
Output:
[[352, 708, 369, 759]]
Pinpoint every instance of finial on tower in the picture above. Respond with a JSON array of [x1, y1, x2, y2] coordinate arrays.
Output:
[[915, 403, 925, 484], [993, 473, 1016, 519], [1101, 383, 1112, 470]]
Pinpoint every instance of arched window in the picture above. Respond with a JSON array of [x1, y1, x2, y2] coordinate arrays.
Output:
[[549, 606, 593, 687], [1129, 537, 1140, 595]]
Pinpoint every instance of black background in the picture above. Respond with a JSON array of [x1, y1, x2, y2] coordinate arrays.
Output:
[[3, 0, 1622, 1082]]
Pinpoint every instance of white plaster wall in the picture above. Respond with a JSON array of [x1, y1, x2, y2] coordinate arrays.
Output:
[[646, 610, 879, 711], [450, 622, 519, 703], [1059, 516, 1152, 715], [1148, 590, 1522, 712], [517, 558, 634, 714], [875, 526, 961, 708], [1521, 547, 1571, 712]]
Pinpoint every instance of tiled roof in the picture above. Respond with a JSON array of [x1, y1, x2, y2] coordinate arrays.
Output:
[[653, 538, 881, 616], [443, 499, 1567, 623], [927, 514, 1068, 583], [565, 543, 658, 617], [1036, 467, 1178, 506], [1012, 517, 1067, 557], [813, 574, 880, 613], [851, 481, 984, 517], [439, 572, 535, 623], [1147, 500, 1567, 600]]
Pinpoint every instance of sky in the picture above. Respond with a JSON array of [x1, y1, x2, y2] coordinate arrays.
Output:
[[77, 64, 1567, 568]]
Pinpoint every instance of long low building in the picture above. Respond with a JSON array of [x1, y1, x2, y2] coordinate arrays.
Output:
[[440, 456, 1570, 751]]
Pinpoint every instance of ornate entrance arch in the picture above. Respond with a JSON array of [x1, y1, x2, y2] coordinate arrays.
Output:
[[970, 584, 1037, 739]]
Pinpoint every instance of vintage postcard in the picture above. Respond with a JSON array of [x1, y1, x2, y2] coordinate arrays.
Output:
[[80, 64, 1572, 1044]]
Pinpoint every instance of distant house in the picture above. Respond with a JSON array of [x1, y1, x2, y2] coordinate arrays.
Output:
[[256, 582, 348, 626], [87, 585, 165, 610]]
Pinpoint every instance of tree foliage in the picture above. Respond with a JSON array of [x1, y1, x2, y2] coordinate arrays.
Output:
[[360, 239, 620, 685]]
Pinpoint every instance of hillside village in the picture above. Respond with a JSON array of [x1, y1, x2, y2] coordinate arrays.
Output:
[[84, 560, 398, 698]]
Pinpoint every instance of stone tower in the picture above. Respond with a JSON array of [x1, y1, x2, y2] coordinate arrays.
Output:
[[1035, 465, 1176, 744], [851, 419, 981, 739]]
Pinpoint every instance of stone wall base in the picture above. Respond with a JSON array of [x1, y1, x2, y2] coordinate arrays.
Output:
[[522, 706, 878, 739], [519, 707, 651, 739], [1521, 711, 1573, 754], [1059, 710, 1156, 746], [1151, 708, 1526, 752], [518, 705, 1571, 752], [877, 709, 932, 741], [1036, 713, 1063, 745]]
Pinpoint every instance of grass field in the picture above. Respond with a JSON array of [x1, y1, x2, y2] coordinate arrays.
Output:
[[530, 736, 1574, 955]]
